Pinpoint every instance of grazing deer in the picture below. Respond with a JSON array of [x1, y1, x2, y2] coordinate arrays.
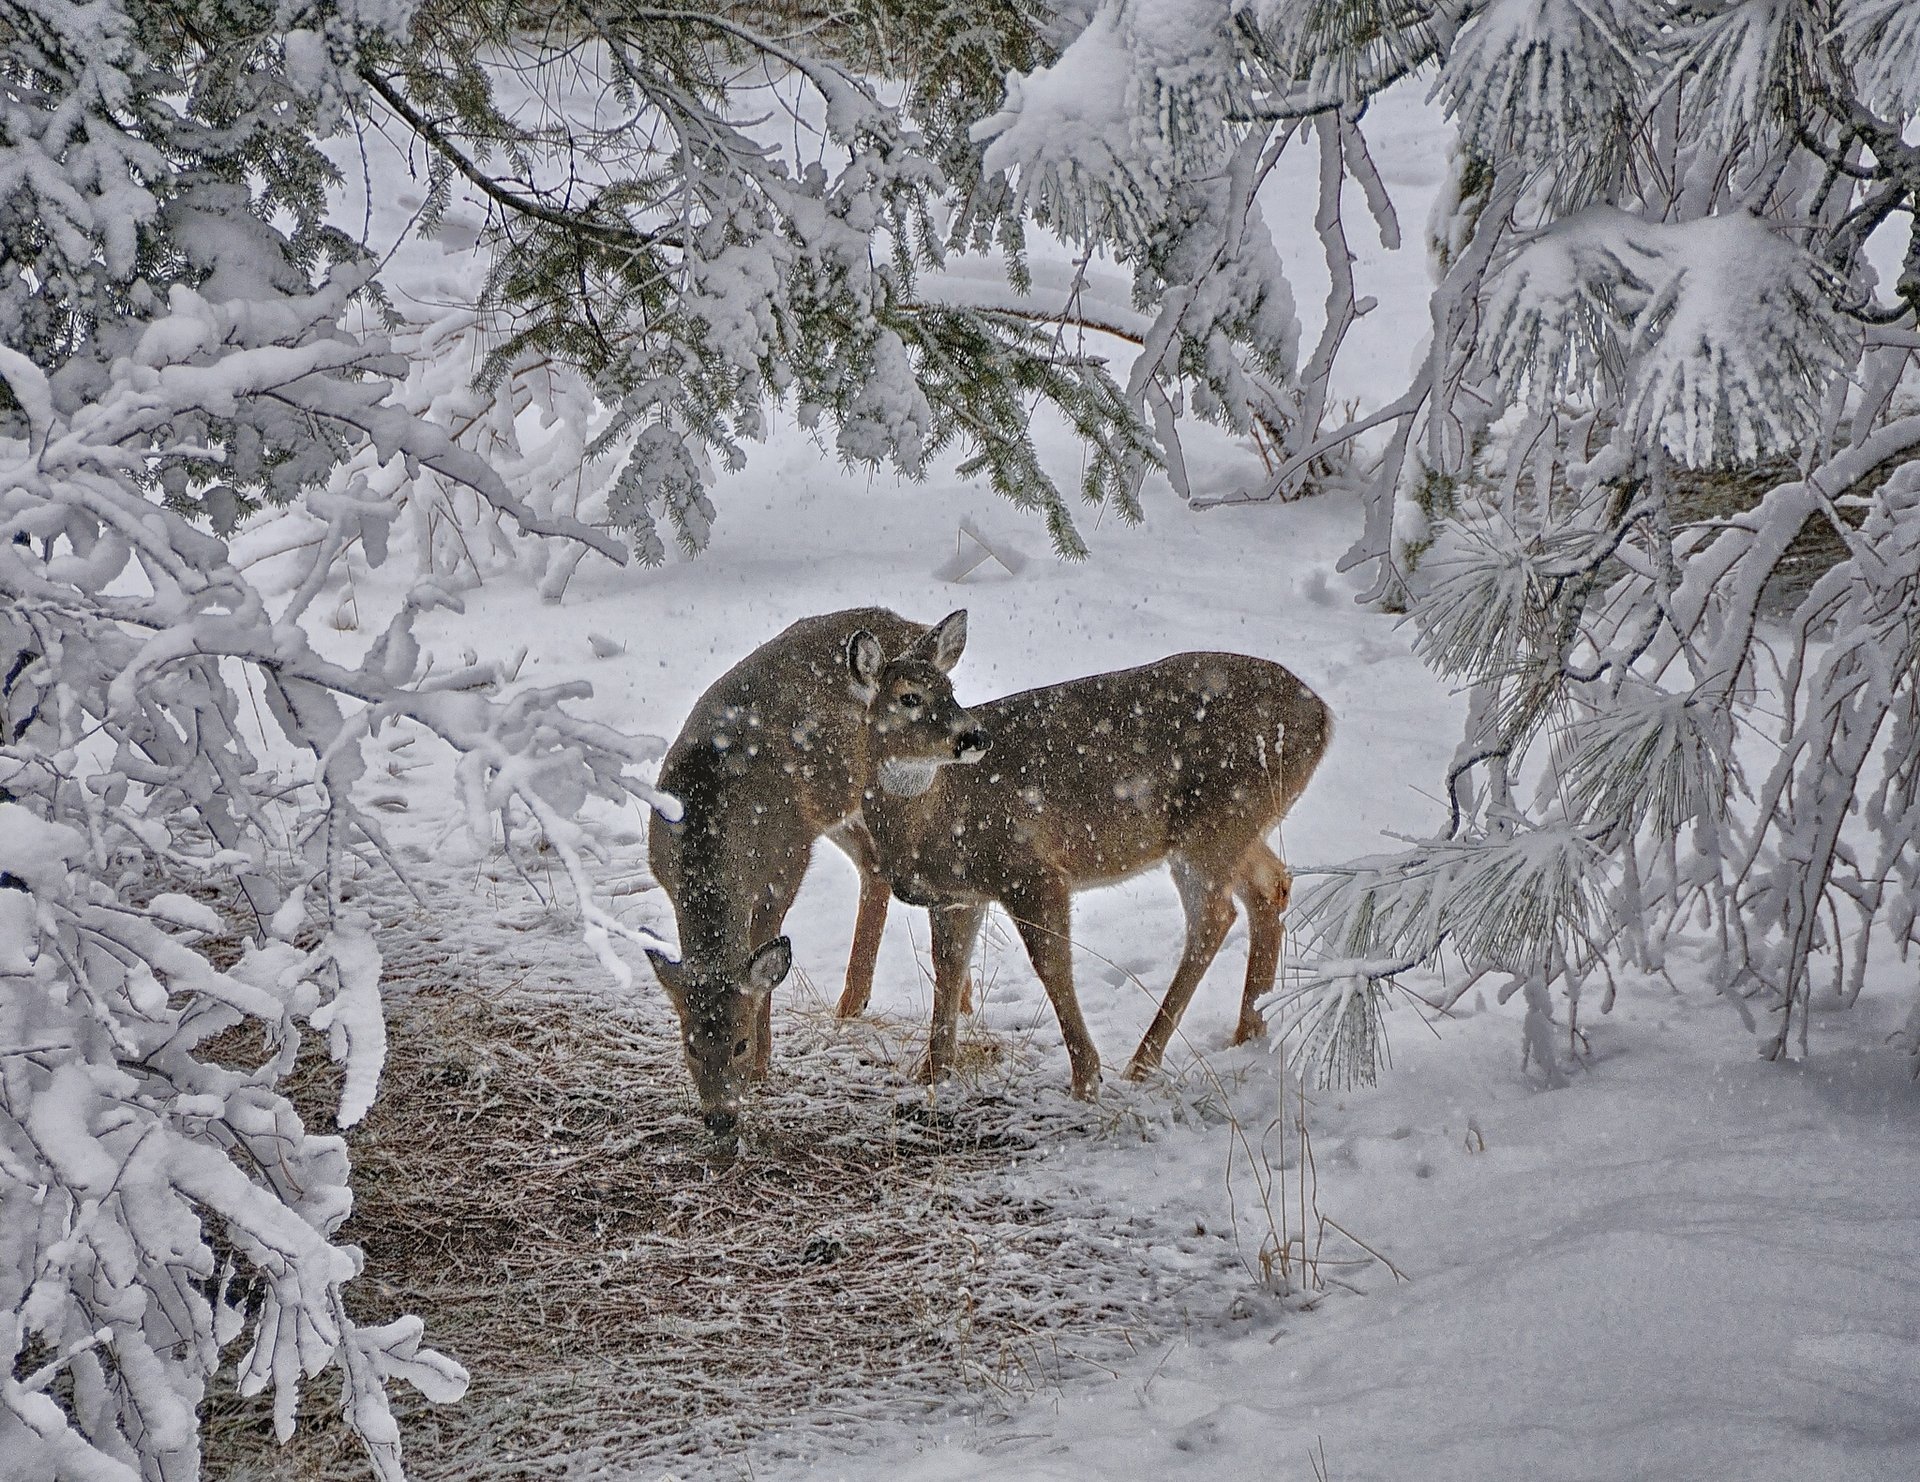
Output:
[[848, 611, 1332, 1100], [647, 608, 936, 1133]]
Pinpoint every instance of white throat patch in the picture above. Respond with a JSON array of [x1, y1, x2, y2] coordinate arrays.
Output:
[[878, 758, 942, 797]]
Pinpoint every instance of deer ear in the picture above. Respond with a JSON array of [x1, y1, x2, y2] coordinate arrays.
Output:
[[742, 936, 792, 997], [646, 948, 684, 998], [913, 610, 968, 673], [847, 629, 884, 698]]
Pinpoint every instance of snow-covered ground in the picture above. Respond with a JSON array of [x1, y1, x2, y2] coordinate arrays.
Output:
[[385, 427, 1920, 1482], [307, 80, 1920, 1481], [853, 986, 1920, 1482]]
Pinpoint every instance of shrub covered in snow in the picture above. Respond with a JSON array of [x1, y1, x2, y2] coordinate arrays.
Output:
[[0, 4, 670, 1476], [976, 0, 1920, 1073]]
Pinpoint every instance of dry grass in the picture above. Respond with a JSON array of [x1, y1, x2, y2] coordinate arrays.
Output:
[[199, 920, 1225, 1481]]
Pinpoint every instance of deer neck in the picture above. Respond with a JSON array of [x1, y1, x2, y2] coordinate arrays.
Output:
[[860, 758, 947, 863], [669, 861, 758, 971]]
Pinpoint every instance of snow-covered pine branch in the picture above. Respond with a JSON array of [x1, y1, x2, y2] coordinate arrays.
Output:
[[0, 5, 677, 1475], [970, 0, 1413, 500], [1481, 208, 1857, 466], [364, 0, 1157, 559], [1840, 0, 1920, 116], [1436, 0, 1643, 203], [1240, 0, 1920, 1078]]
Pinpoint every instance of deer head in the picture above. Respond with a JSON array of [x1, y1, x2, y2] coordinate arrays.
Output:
[[846, 610, 990, 796], [646, 935, 791, 1135]]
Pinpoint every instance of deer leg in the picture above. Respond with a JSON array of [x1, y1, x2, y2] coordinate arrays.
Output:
[[1127, 859, 1237, 1079], [923, 901, 986, 1084], [831, 822, 976, 1019], [746, 849, 810, 1081], [826, 821, 889, 1018], [1006, 878, 1101, 1100], [837, 867, 891, 1019], [1232, 842, 1291, 1045]]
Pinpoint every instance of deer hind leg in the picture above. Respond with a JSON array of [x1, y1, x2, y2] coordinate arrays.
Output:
[[1232, 841, 1292, 1046], [1127, 858, 1237, 1080], [1006, 877, 1102, 1100], [923, 901, 986, 1084]]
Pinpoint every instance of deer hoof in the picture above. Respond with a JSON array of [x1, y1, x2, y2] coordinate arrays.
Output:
[[1229, 1016, 1269, 1046], [834, 990, 868, 1019], [916, 1054, 952, 1086], [1124, 1038, 1165, 1079]]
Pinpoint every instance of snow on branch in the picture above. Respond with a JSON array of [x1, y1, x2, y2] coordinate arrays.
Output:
[[1560, 682, 1733, 843], [973, 2, 1240, 249], [1665, 0, 1835, 151], [1249, 0, 1445, 107], [971, 2, 1309, 494], [1724, 459, 1920, 1055], [1302, 824, 1609, 983], [1, 231, 667, 1482], [1839, 0, 1920, 115], [1437, 0, 1643, 193], [1245, 0, 1920, 1082], [1482, 207, 1856, 465], [1408, 515, 1615, 682]]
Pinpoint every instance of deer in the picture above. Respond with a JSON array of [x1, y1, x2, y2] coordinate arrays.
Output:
[[646, 607, 945, 1135], [846, 610, 1332, 1100]]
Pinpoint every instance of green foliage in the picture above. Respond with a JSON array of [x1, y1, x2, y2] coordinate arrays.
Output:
[[349, 0, 1150, 558]]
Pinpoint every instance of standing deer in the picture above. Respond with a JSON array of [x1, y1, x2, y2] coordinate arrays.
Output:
[[646, 607, 938, 1133], [848, 611, 1332, 1099]]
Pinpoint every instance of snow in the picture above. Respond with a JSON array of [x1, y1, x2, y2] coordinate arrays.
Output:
[[348, 336, 1920, 1482], [283, 63, 1920, 1478], [833, 990, 1920, 1482]]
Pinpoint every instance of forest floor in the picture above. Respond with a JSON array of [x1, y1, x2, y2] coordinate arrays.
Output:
[[213, 456, 1920, 1482], [210, 80, 1920, 1482]]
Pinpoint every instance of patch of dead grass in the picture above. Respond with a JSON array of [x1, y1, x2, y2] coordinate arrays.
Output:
[[200, 949, 1209, 1481]]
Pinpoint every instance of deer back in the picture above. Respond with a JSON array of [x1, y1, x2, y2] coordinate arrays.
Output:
[[863, 652, 1331, 901]]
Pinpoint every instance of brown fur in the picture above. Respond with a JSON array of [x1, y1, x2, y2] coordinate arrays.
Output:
[[854, 624, 1332, 1099], [647, 608, 927, 1126]]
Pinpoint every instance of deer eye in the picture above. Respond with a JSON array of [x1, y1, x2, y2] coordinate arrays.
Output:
[[899, 692, 923, 710], [733, 1038, 749, 1057]]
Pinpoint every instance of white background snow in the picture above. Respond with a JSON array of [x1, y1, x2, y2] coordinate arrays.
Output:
[[311, 79, 1920, 1481]]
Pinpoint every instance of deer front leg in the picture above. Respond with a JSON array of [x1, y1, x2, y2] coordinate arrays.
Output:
[[1006, 878, 1101, 1100], [836, 864, 891, 1018], [828, 821, 891, 1018], [924, 901, 986, 1083]]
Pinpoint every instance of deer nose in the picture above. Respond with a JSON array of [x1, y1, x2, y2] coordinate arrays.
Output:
[[703, 1106, 739, 1137], [954, 728, 991, 761]]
